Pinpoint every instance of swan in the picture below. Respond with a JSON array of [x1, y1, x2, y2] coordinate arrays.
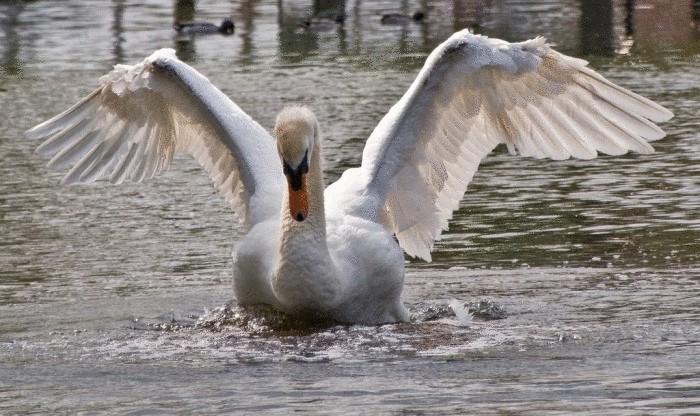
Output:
[[26, 29, 673, 325]]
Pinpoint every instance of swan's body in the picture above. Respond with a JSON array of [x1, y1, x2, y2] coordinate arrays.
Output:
[[27, 30, 672, 324], [232, 107, 407, 322]]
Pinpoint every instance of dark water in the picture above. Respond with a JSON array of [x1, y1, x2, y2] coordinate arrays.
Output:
[[1, 0, 699, 414]]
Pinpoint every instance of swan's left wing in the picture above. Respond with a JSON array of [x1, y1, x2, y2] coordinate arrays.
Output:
[[335, 29, 673, 261]]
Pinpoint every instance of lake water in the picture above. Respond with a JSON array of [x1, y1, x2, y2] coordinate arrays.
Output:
[[1, 0, 699, 413]]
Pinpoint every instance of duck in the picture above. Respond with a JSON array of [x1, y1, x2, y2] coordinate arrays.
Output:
[[299, 15, 345, 32], [173, 17, 234, 35], [380, 11, 425, 25], [26, 29, 672, 325]]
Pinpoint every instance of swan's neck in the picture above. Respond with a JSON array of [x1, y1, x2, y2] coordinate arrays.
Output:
[[274, 141, 342, 312]]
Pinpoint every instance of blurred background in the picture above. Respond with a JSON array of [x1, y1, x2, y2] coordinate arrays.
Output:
[[1, 0, 699, 73]]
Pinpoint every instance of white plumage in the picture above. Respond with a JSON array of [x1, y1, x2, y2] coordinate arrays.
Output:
[[27, 30, 672, 324]]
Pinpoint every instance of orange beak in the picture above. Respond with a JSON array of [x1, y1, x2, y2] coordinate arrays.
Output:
[[288, 175, 308, 222]]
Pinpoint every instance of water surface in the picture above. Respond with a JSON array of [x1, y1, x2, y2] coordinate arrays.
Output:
[[1, 0, 699, 414]]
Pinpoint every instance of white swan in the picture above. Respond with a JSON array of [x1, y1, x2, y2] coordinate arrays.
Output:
[[27, 29, 673, 324]]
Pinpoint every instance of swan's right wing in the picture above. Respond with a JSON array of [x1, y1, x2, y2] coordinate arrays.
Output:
[[26, 49, 284, 228], [336, 30, 672, 261]]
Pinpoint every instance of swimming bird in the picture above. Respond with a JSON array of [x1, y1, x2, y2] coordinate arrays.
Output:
[[26, 30, 672, 325], [299, 15, 345, 31], [173, 17, 234, 35], [380, 11, 425, 25]]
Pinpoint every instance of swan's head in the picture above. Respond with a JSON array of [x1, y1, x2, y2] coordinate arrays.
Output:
[[274, 106, 318, 222]]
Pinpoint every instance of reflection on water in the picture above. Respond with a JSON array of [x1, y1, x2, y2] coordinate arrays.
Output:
[[0, 1, 25, 77], [1, 0, 699, 414], [111, 0, 125, 64], [580, 0, 615, 55]]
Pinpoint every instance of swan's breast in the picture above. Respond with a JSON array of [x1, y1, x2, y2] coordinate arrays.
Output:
[[326, 215, 408, 323], [327, 215, 405, 292]]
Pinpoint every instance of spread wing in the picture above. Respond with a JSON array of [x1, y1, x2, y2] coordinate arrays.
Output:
[[336, 29, 673, 261], [26, 49, 284, 228]]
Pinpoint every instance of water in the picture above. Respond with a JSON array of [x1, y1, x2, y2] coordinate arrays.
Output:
[[1, 0, 699, 413]]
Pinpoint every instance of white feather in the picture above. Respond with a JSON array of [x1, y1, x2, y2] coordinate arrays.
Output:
[[449, 299, 474, 327]]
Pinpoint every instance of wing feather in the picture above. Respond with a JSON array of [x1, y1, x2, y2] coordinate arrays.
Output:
[[109, 141, 139, 185], [576, 67, 672, 123], [48, 126, 105, 171], [331, 29, 673, 260], [27, 49, 283, 228]]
